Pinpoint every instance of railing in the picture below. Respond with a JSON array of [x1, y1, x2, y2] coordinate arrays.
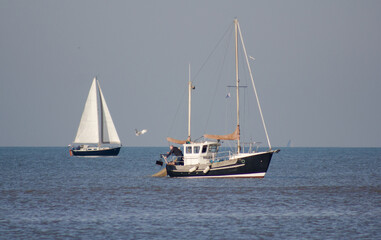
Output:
[[228, 142, 262, 154], [207, 151, 232, 163], [158, 143, 262, 165], [159, 154, 184, 165]]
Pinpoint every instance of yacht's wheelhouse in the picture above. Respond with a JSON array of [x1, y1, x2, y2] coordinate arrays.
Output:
[[183, 141, 221, 165]]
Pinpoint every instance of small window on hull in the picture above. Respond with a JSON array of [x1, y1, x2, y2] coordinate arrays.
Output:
[[186, 146, 192, 154]]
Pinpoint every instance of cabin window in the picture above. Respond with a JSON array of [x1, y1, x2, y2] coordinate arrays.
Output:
[[186, 146, 192, 154], [202, 145, 207, 153], [194, 146, 200, 153], [209, 145, 218, 153]]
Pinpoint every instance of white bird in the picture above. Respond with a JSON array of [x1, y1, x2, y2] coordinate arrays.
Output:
[[249, 56, 255, 60], [135, 129, 148, 136]]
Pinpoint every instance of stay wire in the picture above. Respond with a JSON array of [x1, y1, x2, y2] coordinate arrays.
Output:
[[203, 28, 233, 134], [193, 23, 233, 83], [167, 84, 188, 141], [167, 22, 233, 141]]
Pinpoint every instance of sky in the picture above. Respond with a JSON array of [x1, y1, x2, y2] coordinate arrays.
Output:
[[0, 0, 380, 147]]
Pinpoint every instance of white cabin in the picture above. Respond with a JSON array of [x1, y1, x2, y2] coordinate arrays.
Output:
[[182, 141, 221, 165]]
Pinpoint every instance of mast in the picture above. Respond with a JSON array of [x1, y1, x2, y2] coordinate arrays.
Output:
[[235, 18, 241, 153], [187, 64, 195, 142], [96, 77, 102, 147], [188, 64, 191, 141]]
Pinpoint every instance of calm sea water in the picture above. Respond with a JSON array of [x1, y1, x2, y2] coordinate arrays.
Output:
[[0, 147, 380, 239]]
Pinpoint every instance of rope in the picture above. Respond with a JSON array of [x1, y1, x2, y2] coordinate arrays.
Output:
[[167, 24, 233, 141], [203, 28, 233, 133], [193, 23, 233, 83]]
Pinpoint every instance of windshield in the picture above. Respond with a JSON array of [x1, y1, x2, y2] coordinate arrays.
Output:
[[209, 145, 218, 153]]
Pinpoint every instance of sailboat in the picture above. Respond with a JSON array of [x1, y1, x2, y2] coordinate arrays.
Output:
[[157, 19, 279, 178], [69, 77, 121, 156]]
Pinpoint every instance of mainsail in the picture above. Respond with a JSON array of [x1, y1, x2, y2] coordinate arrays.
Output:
[[74, 79, 99, 144]]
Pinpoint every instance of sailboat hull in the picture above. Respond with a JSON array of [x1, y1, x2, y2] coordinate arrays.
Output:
[[71, 147, 121, 156], [166, 151, 274, 178]]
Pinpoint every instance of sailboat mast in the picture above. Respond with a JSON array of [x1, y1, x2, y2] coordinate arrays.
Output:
[[188, 64, 191, 142], [235, 19, 241, 153], [96, 78, 103, 147]]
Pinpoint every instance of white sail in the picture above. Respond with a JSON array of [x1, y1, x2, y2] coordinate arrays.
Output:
[[74, 78, 99, 144], [98, 81, 121, 145]]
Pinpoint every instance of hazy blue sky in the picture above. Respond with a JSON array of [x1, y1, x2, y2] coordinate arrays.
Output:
[[1, 0, 380, 147]]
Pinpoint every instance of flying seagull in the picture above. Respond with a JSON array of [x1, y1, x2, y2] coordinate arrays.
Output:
[[135, 129, 147, 136]]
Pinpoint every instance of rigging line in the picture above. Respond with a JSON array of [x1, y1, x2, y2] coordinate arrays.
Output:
[[167, 23, 232, 141], [193, 23, 233, 83], [237, 22, 272, 150], [167, 84, 188, 139], [225, 91, 235, 152], [203, 28, 232, 134]]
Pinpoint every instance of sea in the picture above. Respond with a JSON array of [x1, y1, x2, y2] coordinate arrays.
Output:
[[0, 147, 380, 240]]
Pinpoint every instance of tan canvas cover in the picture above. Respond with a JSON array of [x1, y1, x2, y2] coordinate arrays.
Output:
[[166, 137, 191, 144], [204, 126, 240, 140]]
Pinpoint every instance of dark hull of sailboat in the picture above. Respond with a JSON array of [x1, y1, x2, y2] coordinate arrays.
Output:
[[70, 147, 121, 156], [166, 151, 274, 178]]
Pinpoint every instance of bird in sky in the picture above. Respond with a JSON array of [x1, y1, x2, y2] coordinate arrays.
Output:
[[135, 129, 148, 136]]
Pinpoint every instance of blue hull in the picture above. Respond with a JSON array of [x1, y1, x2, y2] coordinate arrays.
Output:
[[70, 147, 121, 156]]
